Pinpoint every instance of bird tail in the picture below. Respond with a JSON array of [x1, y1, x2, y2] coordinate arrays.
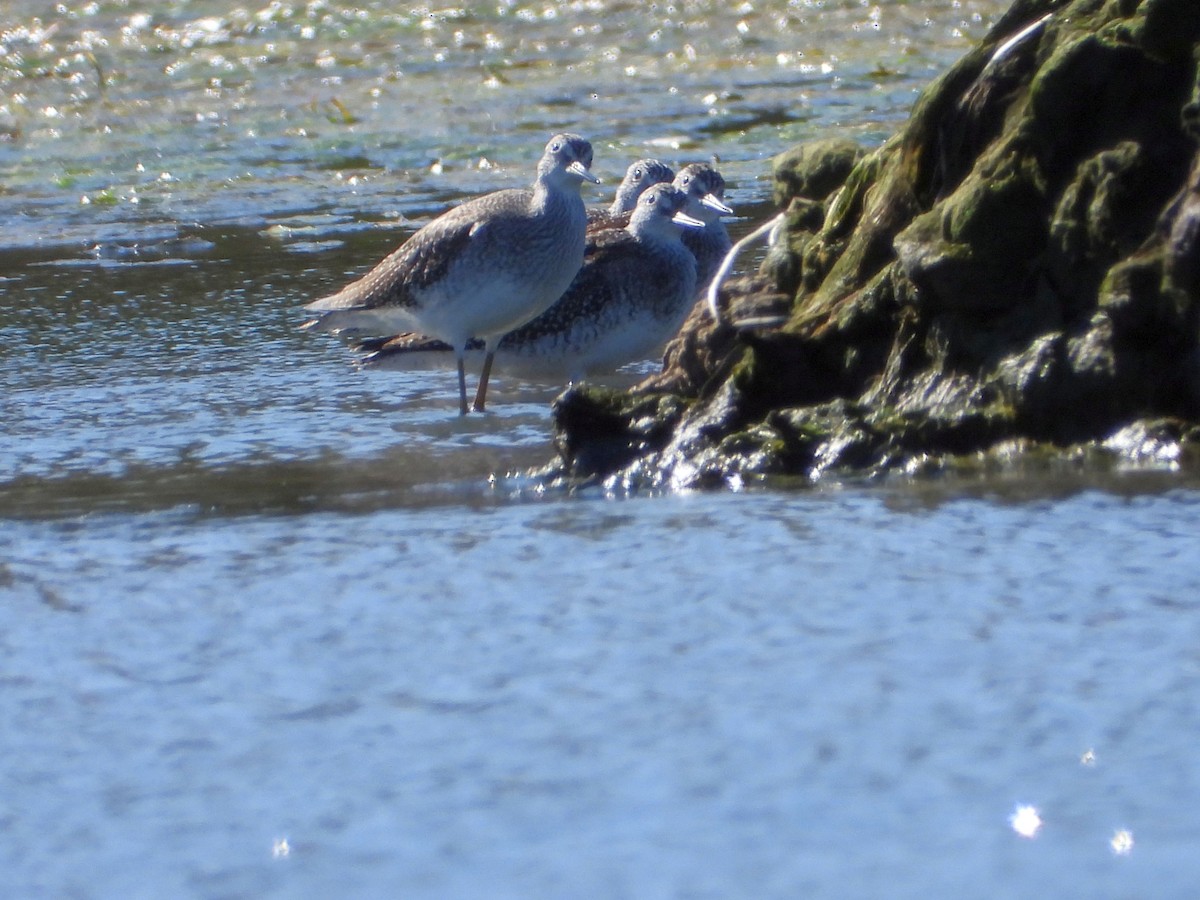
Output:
[[300, 295, 417, 335]]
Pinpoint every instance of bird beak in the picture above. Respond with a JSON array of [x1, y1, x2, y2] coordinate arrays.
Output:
[[569, 161, 602, 184], [700, 193, 733, 215], [672, 211, 706, 229]]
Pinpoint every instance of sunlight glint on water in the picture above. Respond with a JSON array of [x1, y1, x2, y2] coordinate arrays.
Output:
[[5, 2, 1197, 897]]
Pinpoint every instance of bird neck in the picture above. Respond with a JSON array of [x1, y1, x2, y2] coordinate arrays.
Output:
[[692, 215, 728, 239], [609, 188, 636, 216], [531, 175, 583, 217], [628, 219, 681, 245]]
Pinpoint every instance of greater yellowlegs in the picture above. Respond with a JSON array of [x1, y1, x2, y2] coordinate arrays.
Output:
[[674, 163, 734, 293], [587, 158, 675, 230], [452, 182, 704, 380], [303, 133, 600, 414]]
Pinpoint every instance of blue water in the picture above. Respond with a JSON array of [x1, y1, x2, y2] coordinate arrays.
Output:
[[4, 485, 1199, 897], [5, 1, 1198, 896]]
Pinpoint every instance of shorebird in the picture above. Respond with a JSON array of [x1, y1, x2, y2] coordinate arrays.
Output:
[[303, 133, 600, 414], [483, 183, 706, 379], [351, 156, 675, 374], [370, 183, 705, 381], [586, 158, 675, 230], [673, 163, 734, 293]]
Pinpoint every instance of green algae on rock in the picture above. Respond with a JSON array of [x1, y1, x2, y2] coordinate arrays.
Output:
[[547, 0, 1200, 489]]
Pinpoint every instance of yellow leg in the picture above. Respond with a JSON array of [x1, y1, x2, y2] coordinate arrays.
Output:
[[472, 349, 495, 412], [456, 351, 469, 416]]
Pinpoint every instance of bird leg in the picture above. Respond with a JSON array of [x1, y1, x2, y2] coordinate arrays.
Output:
[[455, 347, 469, 416], [472, 345, 496, 412]]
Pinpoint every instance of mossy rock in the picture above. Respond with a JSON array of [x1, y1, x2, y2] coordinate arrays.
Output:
[[772, 138, 865, 207], [548, 0, 1200, 490]]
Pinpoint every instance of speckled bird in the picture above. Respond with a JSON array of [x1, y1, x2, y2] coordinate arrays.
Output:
[[586, 158, 675, 230], [302, 133, 600, 414], [463, 182, 705, 380], [673, 163, 734, 293]]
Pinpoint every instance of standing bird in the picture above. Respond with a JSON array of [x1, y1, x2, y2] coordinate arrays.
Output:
[[473, 182, 705, 380], [350, 156, 671, 371], [586, 158, 675, 230], [674, 163, 734, 294], [303, 133, 600, 414]]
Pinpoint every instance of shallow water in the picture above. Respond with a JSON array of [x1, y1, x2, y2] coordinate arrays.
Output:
[[6, 485, 1200, 897], [6, 1, 1200, 897], [2, 0, 1004, 250], [2, 0, 1014, 518]]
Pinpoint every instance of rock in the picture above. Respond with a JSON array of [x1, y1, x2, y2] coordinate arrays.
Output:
[[771, 138, 865, 207], [546, 0, 1200, 489]]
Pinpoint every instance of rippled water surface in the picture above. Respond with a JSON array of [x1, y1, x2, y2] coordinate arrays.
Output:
[[3, 0, 1007, 249], [6, 1, 1200, 897], [6, 485, 1200, 897]]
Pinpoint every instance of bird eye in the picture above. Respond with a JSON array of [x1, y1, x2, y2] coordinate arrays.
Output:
[[681, 175, 691, 186], [633, 168, 643, 179], [551, 141, 562, 152]]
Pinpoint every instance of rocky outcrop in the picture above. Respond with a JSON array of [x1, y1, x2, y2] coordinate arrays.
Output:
[[546, 0, 1200, 489]]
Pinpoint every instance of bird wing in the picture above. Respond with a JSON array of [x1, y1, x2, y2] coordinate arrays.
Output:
[[512, 229, 639, 334], [583, 226, 639, 265], [586, 208, 632, 232], [306, 190, 529, 312], [307, 217, 476, 312]]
